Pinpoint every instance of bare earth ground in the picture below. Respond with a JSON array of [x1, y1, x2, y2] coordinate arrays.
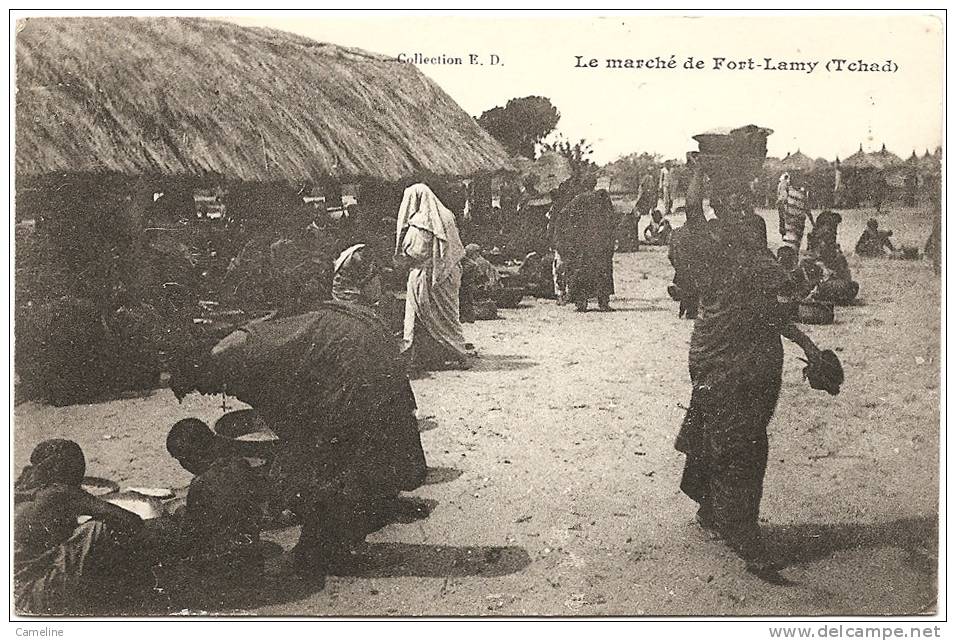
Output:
[[13, 206, 940, 616]]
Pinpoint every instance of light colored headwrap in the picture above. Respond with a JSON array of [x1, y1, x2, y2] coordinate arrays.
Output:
[[395, 183, 465, 284], [334, 243, 366, 275]]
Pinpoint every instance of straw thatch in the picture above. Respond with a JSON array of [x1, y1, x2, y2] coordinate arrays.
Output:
[[866, 144, 902, 170], [919, 150, 941, 174], [780, 150, 814, 172], [842, 144, 882, 170], [16, 17, 512, 183]]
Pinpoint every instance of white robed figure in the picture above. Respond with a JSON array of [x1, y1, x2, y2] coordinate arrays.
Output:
[[395, 183, 471, 369]]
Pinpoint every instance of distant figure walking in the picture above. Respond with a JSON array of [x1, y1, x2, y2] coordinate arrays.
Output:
[[554, 177, 618, 312]]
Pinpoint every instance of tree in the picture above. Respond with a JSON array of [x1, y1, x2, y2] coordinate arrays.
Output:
[[542, 136, 597, 182], [602, 152, 664, 194], [477, 96, 560, 158]]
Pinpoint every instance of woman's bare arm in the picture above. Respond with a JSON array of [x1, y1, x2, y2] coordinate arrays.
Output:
[[73, 488, 144, 535]]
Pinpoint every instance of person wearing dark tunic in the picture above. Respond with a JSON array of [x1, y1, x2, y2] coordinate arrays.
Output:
[[806, 210, 842, 256], [809, 236, 859, 304], [667, 153, 710, 320], [634, 172, 658, 219], [459, 244, 501, 322], [554, 177, 618, 312], [855, 218, 896, 257], [14, 440, 144, 614], [925, 203, 942, 274], [675, 181, 827, 576], [171, 302, 427, 581]]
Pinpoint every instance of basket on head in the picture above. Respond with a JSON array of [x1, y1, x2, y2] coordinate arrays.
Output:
[[693, 125, 773, 183]]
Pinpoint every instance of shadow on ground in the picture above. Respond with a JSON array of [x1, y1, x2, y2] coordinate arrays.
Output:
[[423, 466, 463, 485], [471, 354, 537, 372], [767, 515, 938, 572]]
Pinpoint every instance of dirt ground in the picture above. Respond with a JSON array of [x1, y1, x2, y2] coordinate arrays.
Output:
[[13, 205, 940, 617]]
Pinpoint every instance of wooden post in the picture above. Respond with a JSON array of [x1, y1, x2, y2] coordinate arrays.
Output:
[[123, 176, 154, 296]]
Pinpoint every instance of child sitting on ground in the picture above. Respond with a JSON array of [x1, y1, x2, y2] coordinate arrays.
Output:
[[165, 419, 273, 578], [643, 210, 673, 246]]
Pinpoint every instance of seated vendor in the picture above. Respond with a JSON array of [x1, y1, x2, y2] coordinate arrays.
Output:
[[643, 210, 674, 246], [807, 210, 842, 255], [14, 439, 144, 615], [855, 218, 896, 257], [332, 244, 384, 308], [809, 237, 859, 305], [460, 244, 502, 322]]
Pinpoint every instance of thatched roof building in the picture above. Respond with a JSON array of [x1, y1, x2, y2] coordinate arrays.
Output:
[[920, 149, 942, 174], [843, 144, 882, 170], [780, 150, 814, 172], [866, 144, 902, 170], [15, 16, 512, 183]]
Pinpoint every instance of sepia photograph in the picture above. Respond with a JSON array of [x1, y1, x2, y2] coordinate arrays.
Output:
[[9, 9, 945, 621]]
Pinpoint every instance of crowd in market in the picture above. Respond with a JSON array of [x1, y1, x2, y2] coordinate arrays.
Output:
[[14, 125, 942, 613]]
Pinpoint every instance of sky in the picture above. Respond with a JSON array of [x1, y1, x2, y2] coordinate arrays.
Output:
[[229, 13, 944, 165]]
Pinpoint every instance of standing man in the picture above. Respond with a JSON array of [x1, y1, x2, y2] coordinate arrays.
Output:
[[782, 172, 814, 253], [775, 172, 790, 241], [554, 176, 618, 312], [546, 202, 569, 305], [668, 153, 709, 320], [632, 172, 659, 246], [659, 162, 675, 216]]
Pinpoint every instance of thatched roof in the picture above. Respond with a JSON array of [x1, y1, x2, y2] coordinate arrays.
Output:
[[15, 17, 512, 183], [843, 144, 881, 170], [780, 150, 814, 172], [920, 150, 941, 173], [866, 144, 902, 170]]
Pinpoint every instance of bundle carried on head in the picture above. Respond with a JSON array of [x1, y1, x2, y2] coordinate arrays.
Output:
[[692, 125, 774, 192]]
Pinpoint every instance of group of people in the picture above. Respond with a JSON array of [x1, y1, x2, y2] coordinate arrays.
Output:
[[13, 183, 471, 614], [23, 150, 930, 610], [774, 172, 860, 305], [15, 293, 429, 614]]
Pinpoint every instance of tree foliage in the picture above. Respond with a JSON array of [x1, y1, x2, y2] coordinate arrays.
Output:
[[601, 152, 665, 194], [541, 136, 597, 182], [476, 96, 561, 158]]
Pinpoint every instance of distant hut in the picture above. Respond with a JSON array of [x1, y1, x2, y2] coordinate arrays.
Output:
[[919, 149, 942, 175], [809, 157, 833, 208], [841, 144, 884, 207], [866, 143, 903, 170], [780, 150, 815, 173]]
